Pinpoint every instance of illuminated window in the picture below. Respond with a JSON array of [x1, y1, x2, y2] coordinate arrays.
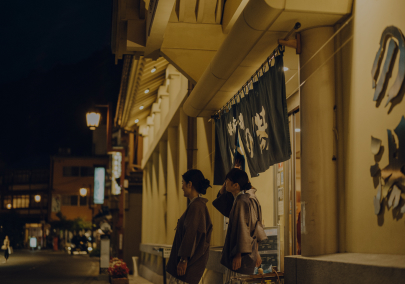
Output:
[[12, 195, 29, 208]]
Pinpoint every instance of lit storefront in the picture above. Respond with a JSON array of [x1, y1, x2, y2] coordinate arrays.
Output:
[[112, 0, 405, 283]]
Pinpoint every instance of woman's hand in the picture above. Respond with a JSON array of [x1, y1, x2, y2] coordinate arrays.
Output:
[[256, 254, 262, 267], [232, 253, 242, 271], [234, 158, 242, 169], [177, 259, 188, 276]]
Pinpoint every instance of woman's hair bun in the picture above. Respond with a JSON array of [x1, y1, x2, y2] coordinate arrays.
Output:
[[196, 178, 211, 195], [242, 182, 252, 191]]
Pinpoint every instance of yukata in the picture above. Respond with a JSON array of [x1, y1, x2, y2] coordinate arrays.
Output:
[[167, 197, 213, 284], [213, 189, 267, 275]]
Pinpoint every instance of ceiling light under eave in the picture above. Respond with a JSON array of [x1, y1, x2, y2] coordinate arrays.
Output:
[[151, 67, 156, 73], [144, 89, 150, 94], [135, 119, 139, 123], [283, 67, 289, 71], [139, 106, 144, 110]]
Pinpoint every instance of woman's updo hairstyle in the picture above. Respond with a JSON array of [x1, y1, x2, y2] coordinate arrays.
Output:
[[182, 169, 212, 195], [225, 168, 252, 191]]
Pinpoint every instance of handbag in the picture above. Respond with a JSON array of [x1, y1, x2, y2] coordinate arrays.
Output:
[[1, 245, 5, 250]]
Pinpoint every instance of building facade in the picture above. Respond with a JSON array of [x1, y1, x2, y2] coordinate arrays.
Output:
[[0, 168, 50, 248], [112, 0, 405, 283], [50, 155, 109, 248]]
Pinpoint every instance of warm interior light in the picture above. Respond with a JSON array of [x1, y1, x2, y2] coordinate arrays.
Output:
[[283, 67, 289, 71], [34, 195, 41, 203], [86, 112, 101, 130], [80, 188, 88, 197], [144, 88, 150, 94], [6, 204, 11, 209], [151, 67, 156, 73], [139, 105, 144, 110], [135, 119, 139, 123]]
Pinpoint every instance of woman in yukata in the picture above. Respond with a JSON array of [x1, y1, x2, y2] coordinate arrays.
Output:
[[166, 169, 213, 284], [213, 168, 267, 282]]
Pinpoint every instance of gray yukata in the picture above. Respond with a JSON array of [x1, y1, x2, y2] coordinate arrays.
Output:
[[213, 189, 267, 275]]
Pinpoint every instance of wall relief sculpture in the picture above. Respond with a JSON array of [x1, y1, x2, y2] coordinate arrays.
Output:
[[371, 26, 405, 109], [371, 117, 405, 215], [371, 26, 405, 216]]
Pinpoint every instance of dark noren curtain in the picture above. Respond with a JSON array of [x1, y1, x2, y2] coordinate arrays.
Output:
[[216, 54, 291, 178], [214, 106, 237, 185]]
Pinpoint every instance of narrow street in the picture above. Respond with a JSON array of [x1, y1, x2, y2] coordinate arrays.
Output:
[[0, 250, 108, 284]]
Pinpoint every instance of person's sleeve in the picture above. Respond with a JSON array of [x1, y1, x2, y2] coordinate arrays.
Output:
[[251, 199, 267, 243], [177, 204, 204, 259], [212, 191, 234, 217], [231, 200, 253, 256]]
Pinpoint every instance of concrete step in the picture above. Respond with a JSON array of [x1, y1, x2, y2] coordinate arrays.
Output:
[[129, 275, 154, 284]]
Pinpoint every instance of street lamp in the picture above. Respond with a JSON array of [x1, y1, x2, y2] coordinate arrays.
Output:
[[86, 104, 112, 152], [35, 194, 44, 249], [86, 103, 125, 259], [79, 188, 88, 197], [34, 195, 41, 203], [86, 112, 101, 130]]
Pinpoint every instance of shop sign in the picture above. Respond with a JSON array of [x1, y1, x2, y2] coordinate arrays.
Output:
[[215, 55, 291, 178], [94, 167, 105, 204], [51, 194, 61, 212], [111, 152, 122, 195]]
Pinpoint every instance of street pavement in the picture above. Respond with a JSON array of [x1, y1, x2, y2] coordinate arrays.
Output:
[[0, 249, 109, 284]]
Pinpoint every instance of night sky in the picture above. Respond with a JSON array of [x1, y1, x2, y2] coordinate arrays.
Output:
[[0, 1, 123, 168]]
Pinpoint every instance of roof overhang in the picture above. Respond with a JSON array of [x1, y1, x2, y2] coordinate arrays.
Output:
[[182, 0, 353, 117]]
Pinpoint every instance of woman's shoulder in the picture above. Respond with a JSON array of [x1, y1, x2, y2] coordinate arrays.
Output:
[[188, 197, 207, 210], [234, 193, 250, 207], [195, 197, 208, 204]]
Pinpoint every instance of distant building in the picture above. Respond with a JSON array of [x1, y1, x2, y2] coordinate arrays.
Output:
[[0, 168, 50, 248], [50, 155, 109, 223]]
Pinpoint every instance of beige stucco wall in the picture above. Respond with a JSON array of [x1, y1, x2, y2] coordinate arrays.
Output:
[[344, 0, 405, 254]]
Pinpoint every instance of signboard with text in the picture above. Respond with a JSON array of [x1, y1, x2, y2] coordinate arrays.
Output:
[[94, 167, 105, 204], [258, 226, 280, 270]]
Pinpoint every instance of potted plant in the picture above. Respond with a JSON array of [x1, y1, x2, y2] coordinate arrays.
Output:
[[108, 258, 130, 284]]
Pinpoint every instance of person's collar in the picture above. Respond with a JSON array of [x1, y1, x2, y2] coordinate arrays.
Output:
[[189, 194, 202, 206], [233, 190, 244, 204]]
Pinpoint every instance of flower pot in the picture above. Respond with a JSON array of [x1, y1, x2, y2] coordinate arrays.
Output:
[[111, 278, 129, 284]]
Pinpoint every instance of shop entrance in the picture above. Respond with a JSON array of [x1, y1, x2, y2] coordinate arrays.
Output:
[[275, 109, 301, 269]]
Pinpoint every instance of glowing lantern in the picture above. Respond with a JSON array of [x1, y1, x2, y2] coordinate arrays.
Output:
[[86, 112, 101, 130]]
